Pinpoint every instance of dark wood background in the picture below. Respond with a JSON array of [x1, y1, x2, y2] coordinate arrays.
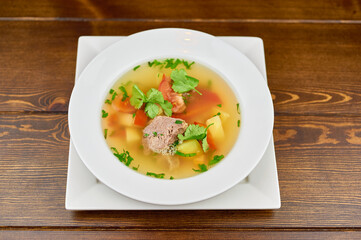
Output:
[[1, 0, 361, 239]]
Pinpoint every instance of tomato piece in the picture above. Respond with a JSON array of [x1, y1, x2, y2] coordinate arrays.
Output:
[[158, 74, 186, 113], [194, 122, 216, 150], [134, 109, 148, 127], [111, 96, 136, 113], [173, 88, 221, 120]]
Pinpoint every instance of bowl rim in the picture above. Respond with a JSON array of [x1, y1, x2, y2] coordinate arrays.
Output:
[[68, 28, 274, 205]]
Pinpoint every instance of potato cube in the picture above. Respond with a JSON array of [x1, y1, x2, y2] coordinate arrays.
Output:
[[118, 113, 134, 127], [177, 140, 202, 155], [206, 115, 225, 143], [125, 127, 141, 144]]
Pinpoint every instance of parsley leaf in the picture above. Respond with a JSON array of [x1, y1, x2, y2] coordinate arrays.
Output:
[[202, 136, 209, 152], [209, 155, 224, 166], [119, 86, 129, 101], [145, 102, 160, 119], [130, 84, 173, 118], [133, 65, 140, 71], [130, 85, 146, 109], [171, 69, 201, 95], [175, 120, 183, 124], [193, 164, 208, 173], [159, 100, 173, 116], [104, 129, 108, 139], [146, 88, 164, 103], [178, 123, 213, 141]]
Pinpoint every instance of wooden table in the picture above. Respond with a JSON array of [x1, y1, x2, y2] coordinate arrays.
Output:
[[1, 1, 361, 239]]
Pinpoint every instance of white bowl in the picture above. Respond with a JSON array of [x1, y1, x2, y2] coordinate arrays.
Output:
[[68, 28, 274, 205]]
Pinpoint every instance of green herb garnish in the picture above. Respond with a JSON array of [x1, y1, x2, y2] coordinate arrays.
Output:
[[182, 60, 195, 69], [105, 99, 112, 104], [119, 86, 129, 101], [111, 91, 118, 100], [144, 133, 149, 137], [133, 65, 140, 71], [217, 104, 222, 107], [153, 132, 158, 136], [109, 89, 114, 94], [209, 155, 224, 166], [132, 165, 140, 171], [171, 69, 201, 95], [132, 113, 136, 118], [237, 120, 240, 127], [170, 176, 174, 180], [202, 136, 209, 152], [102, 110, 108, 118], [104, 129, 108, 139], [177, 123, 213, 141], [146, 172, 165, 178], [237, 103, 240, 114], [193, 164, 208, 173], [175, 151, 197, 157], [148, 60, 162, 67], [175, 120, 183, 124], [213, 112, 221, 117], [130, 85, 173, 118], [111, 147, 134, 166]]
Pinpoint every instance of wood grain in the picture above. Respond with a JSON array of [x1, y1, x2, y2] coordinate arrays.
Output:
[[0, 21, 361, 114], [0, 114, 360, 228], [0, 0, 361, 20], [1, 230, 361, 240]]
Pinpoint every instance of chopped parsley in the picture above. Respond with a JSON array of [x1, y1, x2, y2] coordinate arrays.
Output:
[[130, 85, 172, 118], [175, 151, 197, 157], [171, 69, 201, 95], [109, 89, 114, 94], [105, 99, 112, 104], [102, 110, 108, 118], [144, 133, 149, 137], [133, 65, 140, 71], [202, 136, 209, 152], [132, 113, 136, 118], [147, 58, 194, 69], [193, 164, 208, 173], [119, 86, 129, 101], [104, 129, 108, 139], [237, 103, 240, 114], [213, 112, 221, 117], [170, 176, 174, 180], [146, 172, 165, 179], [111, 147, 134, 166], [132, 165, 140, 171], [237, 120, 240, 127], [111, 91, 118, 100], [217, 104, 222, 107], [175, 120, 183, 124], [209, 155, 224, 166], [153, 132, 158, 136], [148, 59, 162, 67]]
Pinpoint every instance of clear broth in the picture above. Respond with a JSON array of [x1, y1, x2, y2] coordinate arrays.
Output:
[[101, 60, 240, 179]]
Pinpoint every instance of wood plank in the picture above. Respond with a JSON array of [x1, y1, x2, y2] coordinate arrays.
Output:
[[0, 21, 361, 114], [0, 114, 360, 228], [1, 230, 361, 240], [1, 0, 361, 20]]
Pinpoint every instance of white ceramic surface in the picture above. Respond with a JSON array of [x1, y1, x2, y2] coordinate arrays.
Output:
[[68, 29, 274, 205], [65, 36, 280, 210]]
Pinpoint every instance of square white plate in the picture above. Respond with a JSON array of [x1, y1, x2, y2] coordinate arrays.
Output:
[[65, 36, 281, 210]]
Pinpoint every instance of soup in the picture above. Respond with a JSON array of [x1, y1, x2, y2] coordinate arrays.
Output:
[[101, 59, 240, 179]]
